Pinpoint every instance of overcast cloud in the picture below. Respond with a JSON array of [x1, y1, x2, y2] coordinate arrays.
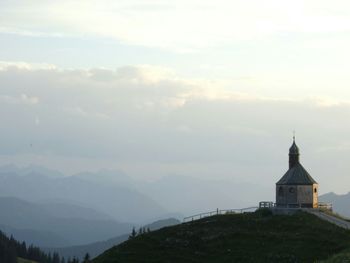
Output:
[[2, 1, 350, 202], [2, 0, 350, 51], [0, 62, 350, 195]]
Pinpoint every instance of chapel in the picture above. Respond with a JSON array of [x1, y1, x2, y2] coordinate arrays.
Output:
[[276, 137, 318, 208]]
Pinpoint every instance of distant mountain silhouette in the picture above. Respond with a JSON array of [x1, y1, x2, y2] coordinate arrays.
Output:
[[0, 164, 65, 178], [319, 192, 350, 217], [36, 201, 113, 221], [136, 175, 270, 215], [72, 169, 134, 187], [0, 197, 132, 246], [44, 218, 180, 260], [0, 164, 268, 220], [0, 168, 167, 223]]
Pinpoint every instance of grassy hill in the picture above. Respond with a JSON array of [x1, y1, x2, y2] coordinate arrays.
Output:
[[17, 258, 37, 263], [94, 210, 350, 263], [44, 218, 180, 260]]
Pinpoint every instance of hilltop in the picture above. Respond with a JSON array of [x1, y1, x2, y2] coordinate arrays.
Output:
[[94, 210, 350, 263]]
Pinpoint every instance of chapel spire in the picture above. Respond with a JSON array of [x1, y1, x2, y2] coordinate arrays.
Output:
[[289, 135, 300, 168]]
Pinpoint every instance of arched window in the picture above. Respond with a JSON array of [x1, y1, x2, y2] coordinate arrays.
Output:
[[278, 187, 284, 196], [314, 188, 317, 193], [289, 187, 295, 193]]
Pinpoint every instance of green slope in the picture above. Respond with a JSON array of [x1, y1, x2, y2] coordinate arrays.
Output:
[[17, 258, 37, 263], [94, 210, 350, 263], [321, 248, 350, 262]]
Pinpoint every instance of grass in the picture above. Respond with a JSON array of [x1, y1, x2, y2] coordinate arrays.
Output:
[[320, 248, 350, 262], [93, 210, 350, 263], [17, 258, 37, 263]]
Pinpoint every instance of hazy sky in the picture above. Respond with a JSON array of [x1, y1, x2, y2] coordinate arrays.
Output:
[[1, 1, 350, 195]]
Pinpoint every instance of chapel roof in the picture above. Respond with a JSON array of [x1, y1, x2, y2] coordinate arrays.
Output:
[[276, 138, 317, 185], [276, 162, 317, 185]]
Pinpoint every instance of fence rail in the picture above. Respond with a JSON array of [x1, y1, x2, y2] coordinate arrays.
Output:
[[183, 202, 334, 223], [259, 201, 333, 210], [183, 207, 258, 223]]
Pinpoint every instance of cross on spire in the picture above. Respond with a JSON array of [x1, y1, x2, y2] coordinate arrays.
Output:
[[293, 130, 296, 142]]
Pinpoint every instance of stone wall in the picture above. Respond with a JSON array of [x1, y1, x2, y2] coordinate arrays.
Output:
[[276, 185, 297, 205], [276, 184, 318, 207], [297, 185, 313, 204]]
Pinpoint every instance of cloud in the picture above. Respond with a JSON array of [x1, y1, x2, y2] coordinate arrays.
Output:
[[0, 94, 39, 105], [1, 61, 350, 193], [0, 61, 57, 71], [3, 0, 350, 51], [35, 116, 40, 125], [64, 106, 111, 120]]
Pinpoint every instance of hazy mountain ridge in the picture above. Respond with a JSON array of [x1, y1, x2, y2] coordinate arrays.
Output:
[[0, 167, 167, 223], [0, 164, 65, 178], [320, 192, 350, 218], [0, 197, 133, 246], [0, 164, 270, 221], [0, 164, 273, 258], [137, 175, 270, 215]]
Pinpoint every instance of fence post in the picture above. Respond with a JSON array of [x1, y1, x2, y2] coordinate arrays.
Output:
[[217, 208, 219, 215]]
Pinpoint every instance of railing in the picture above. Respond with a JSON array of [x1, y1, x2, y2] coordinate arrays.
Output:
[[183, 202, 334, 223], [259, 201, 274, 208], [260, 201, 333, 210], [183, 207, 258, 223], [318, 202, 333, 211]]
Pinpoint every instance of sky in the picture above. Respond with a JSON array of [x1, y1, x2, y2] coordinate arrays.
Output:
[[1, 1, 350, 196]]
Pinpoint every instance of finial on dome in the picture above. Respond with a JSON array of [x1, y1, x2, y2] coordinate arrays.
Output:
[[293, 130, 296, 142]]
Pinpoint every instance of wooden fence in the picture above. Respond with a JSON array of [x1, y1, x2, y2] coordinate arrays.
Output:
[[183, 207, 258, 223]]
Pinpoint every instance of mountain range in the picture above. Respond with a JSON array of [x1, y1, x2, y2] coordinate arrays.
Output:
[[319, 192, 350, 218], [0, 164, 349, 260], [0, 168, 167, 224], [0, 197, 132, 247]]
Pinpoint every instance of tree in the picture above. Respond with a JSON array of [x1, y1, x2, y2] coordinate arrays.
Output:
[[83, 253, 91, 263], [53, 252, 60, 263], [129, 227, 137, 239]]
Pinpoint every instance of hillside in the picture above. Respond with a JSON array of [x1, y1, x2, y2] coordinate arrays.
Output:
[[45, 218, 180, 260], [17, 258, 37, 263], [0, 229, 61, 263], [94, 210, 350, 263]]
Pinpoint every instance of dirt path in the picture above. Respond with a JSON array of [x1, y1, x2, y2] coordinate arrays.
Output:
[[306, 209, 350, 229]]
